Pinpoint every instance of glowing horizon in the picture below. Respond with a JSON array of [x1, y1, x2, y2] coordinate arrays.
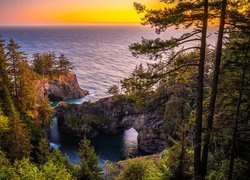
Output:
[[0, 0, 163, 25]]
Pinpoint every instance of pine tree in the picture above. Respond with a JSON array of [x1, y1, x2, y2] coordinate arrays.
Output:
[[201, 0, 228, 177], [77, 138, 101, 180], [32, 52, 56, 76], [0, 36, 11, 93], [131, 1, 212, 178], [8, 107, 32, 160], [38, 96, 52, 138], [16, 60, 37, 118], [57, 54, 74, 74], [6, 39, 26, 98], [37, 138, 51, 164], [0, 84, 31, 160]]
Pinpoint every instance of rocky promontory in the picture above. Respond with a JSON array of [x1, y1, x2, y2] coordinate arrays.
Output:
[[55, 95, 169, 154], [36, 74, 88, 101]]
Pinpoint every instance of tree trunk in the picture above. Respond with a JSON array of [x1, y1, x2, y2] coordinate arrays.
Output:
[[179, 104, 185, 179], [228, 38, 249, 180], [194, 0, 208, 179], [201, 0, 227, 177]]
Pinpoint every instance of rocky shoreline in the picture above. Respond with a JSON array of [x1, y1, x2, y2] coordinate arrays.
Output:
[[39, 73, 169, 154], [36, 74, 88, 101], [55, 95, 168, 154]]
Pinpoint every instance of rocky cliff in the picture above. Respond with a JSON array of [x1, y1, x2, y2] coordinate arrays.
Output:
[[55, 95, 169, 154], [36, 74, 88, 101]]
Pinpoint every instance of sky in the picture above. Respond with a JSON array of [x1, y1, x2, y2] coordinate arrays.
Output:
[[0, 0, 163, 25]]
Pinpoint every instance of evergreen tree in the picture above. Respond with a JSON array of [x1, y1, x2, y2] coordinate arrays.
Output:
[[38, 96, 52, 137], [107, 84, 119, 95], [37, 138, 51, 164], [8, 109, 32, 160], [57, 54, 74, 74], [77, 138, 101, 180], [0, 84, 32, 160], [16, 60, 37, 118], [6, 39, 26, 98], [32, 52, 56, 76], [0, 108, 8, 131], [201, 0, 228, 176], [0, 36, 11, 93]]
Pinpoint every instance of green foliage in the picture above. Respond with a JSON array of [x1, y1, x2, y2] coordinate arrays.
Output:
[[6, 39, 27, 98], [16, 60, 37, 118], [8, 112, 32, 161], [103, 161, 117, 180], [37, 138, 51, 164], [207, 158, 248, 180], [0, 82, 32, 161], [0, 109, 9, 131], [57, 54, 74, 74], [117, 158, 164, 180], [38, 96, 52, 131], [77, 138, 101, 180], [107, 84, 119, 95], [49, 149, 72, 170], [32, 52, 74, 76], [0, 36, 11, 92], [118, 160, 147, 180], [13, 158, 41, 180], [40, 159, 74, 180], [32, 52, 56, 76]]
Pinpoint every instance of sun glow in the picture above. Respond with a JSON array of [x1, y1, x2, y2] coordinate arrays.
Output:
[[0, 0, 164, 25]]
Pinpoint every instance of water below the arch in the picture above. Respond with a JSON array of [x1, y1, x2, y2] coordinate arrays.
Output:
[[50, 98, 139, 166]]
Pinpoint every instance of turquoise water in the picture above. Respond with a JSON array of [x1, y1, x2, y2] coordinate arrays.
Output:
[[50, 97, 139, 166]]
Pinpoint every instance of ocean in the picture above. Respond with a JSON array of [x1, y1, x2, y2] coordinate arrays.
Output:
[[0, 25, 217, 164], [0, 25, 217, 101]]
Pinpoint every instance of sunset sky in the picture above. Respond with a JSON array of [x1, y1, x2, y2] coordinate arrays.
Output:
[[0, 0, 162, 25]]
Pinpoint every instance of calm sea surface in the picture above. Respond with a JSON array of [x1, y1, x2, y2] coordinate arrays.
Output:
[[0, 25, 217, 164]]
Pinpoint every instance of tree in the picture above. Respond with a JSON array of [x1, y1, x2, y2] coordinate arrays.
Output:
[[163, 82, 193, 179], [13, 158, 41, 179], [38, 96, 52, 138], [131, 0, 212, 178], [119, 160, 147, 180], [0, 108, 9, 132], [201, 0, 228, 177], [40, 159, 74, 180], [37, 138, 51, 164], [227, 35, 250, 180], [0, 83, 32, 160], [6, 39, 26, 98], [77, 138, 101, 180], [7, 109, 32, 160], [57, 54, 74, 74], [32, 52, 56, 76], [0, 36, 11, 93], [107, 84, 119, 95], [16, 60, 37, 118]]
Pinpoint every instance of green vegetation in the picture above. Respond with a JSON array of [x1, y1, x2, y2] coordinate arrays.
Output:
[[32, 52, 74, 77], [117, 0, 249, 179], [0, 0, 250, 179], [77, 138, 102, 180], [0, 36, 80, 179]]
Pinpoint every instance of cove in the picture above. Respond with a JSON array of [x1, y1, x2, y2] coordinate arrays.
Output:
[[50, 97, 139, 166]]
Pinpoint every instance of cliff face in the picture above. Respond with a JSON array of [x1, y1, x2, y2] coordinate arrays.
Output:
[[36, 74, 88, 101], [55, 95, 168, 154]]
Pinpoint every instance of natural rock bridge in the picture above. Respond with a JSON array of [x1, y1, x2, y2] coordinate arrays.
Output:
[[54, 95, 168, 154]]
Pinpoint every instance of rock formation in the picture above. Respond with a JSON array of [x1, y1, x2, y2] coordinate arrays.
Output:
[[55, 95, 168, 154], [36, 74, 88, 101]]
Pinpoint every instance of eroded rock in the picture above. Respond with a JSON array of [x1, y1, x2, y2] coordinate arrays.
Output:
[[36, 74, 88, 101], [55, 95, 168, 154]]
